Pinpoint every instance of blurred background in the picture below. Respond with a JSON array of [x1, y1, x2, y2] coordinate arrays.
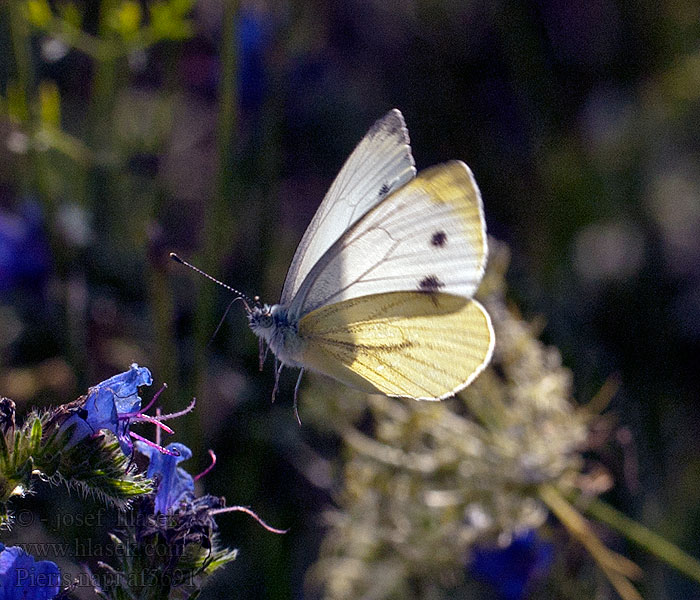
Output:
[[1, 0, 700, 598]]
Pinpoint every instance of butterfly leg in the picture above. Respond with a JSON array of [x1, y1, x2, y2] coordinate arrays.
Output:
[[293, 369, 305, 426], [209, 298, 237, 347], [258, 338, 269, 372], [271, 360, 284, 403]]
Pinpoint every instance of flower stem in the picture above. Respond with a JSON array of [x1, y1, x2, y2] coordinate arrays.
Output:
[[539, 484, 643, 600], [582, 495, 700, 585], [6, 0, 51, 203], [191, 0, 239, 455]]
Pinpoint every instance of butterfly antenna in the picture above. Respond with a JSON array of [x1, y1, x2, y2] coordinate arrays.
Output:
[[169, 253, 254, 311]]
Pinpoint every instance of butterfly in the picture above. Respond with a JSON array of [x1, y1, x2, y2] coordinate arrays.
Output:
[[173, 109, 494, 422]]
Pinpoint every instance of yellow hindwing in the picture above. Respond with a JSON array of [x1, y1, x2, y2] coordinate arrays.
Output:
[[298, 292, 494, 400]]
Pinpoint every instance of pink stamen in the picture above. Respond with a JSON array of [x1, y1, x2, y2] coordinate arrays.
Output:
[[155, 407, 162, 447], [156, 398, 197, 422], [209, 506, 288, 534], [120, 383, 168, 419], [129, 431, 181, 456], [130, 413, 175, 434], [140, 382, 168, 415], [194, 450, 217, 482]]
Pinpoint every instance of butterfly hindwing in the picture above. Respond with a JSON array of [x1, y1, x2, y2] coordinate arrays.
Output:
[[287, 160, 487, 320], [280, 109, 416, 306], [298, 292, 494, 399]]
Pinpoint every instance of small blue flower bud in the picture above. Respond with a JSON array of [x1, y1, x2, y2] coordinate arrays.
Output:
[[135, 441, 195, 514]]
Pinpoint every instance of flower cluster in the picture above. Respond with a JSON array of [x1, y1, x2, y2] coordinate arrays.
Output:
[[93, 435, 284, 599], [0, 364, 284, 600]]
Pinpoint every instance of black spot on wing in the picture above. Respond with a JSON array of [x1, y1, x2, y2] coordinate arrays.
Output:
[[431, 231, 447, 247], [418, 275, 445, 292], [379, 183, 390, 197]]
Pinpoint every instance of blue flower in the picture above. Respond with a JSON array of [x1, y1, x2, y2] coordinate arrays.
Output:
[[60, 363, 154, 454], [0, 200, 51, 294], [0, 543, 61, 600], [92, 363, 153, 415], [135, 442, 195, 514], [469, 530, 554, 600], [136, 443, 286, 533], [238, 6, 272, 114]]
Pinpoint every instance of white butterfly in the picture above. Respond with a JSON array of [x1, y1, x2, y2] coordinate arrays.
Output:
[[173, 109, 494, 423]]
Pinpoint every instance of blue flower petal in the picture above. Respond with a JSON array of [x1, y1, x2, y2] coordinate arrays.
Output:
[[0, 545, 60, 600], [94, 363, 153, 415], [136, 441, 195, 514], [59, 364, 152, 454], [83, 387, 120, 432]]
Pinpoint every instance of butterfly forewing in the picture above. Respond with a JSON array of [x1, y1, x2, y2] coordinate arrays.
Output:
[[280, 109, 416, 306], [287, 161, 487, 320], [298, 292, 494, 399]]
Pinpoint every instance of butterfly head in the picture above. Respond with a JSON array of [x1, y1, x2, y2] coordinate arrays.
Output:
[[248, 303, 292, 335], [248, 303, 275, 334]]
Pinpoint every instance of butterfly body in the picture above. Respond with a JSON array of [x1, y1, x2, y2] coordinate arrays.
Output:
[[247, 109, 494, 402], [248, 303, 306, 368]]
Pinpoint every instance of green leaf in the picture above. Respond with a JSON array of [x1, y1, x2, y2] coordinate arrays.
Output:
[[6, 81, 29, 123], [107, 0, 142, 40], [169, 0, 196, 17], [201, 548, 239, 575], [57, 1, 83, 28], [29, 416, 42, 451], [0, 430, 9, 465], [0, 409, 153, 527], [24, 0, 53, 27], [149, 2, 194, 41], [38, 80, 61, 128]]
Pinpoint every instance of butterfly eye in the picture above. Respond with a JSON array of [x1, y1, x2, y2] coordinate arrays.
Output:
[[260, 314, 273, 328]]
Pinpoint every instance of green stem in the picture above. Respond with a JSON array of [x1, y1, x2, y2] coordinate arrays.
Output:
[[7, 0, 48, 201], [8, 1, 31, 111], [583, 495, 700, 585], [148, 257, 178, 410], [216, 1, 239, 189], [540, 484, 643, 600], [190, 0, 239, 455], [147, 49, 183, 415]]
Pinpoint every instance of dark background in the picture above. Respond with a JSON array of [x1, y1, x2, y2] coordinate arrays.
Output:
[[1, 0, 699, 598]]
